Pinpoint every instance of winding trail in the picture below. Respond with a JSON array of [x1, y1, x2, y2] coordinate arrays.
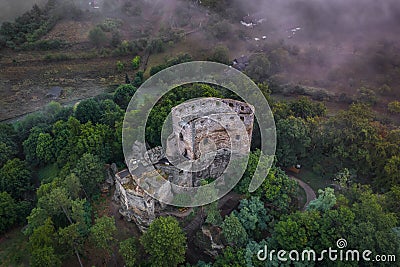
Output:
[[290, 176, 317, 210]]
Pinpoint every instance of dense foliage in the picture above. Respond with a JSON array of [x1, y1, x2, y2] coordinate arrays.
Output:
[[0, 76, 398, 266]]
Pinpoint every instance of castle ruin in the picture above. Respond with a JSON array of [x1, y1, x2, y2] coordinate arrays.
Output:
[[113, 98, 255, 231]]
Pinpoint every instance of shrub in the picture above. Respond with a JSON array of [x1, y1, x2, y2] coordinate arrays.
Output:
[[209, 45, 230, 64], [388, 101, 400, 114], [88, 26, 108, 47], [146, 38, 165, 54], [357, 87, 377, 106], [131, 55, 141, 70], [116, 61, 124, 72], [98, 18, 123, 32], [110, 31, 121, 47], [378, 84, 393, 96]]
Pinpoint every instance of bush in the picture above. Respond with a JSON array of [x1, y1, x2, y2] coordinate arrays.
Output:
[[146, 38, 165, 54], [116, 61, 124, 72], [149, 53, 192, 76], [88, 26, 108, 47], [131, 55, 141, 70], [357, 87, 378, 106], [0, 4, 58, 49], [110, 31, 121, 47], [22, 39, 65, 51], [113, 84, 137, 109], [98, 18, 123, 32], [378, 84, 393, 96], [44, 53, 72, 61], [209, 45, 230, 64], [208, 20, 232, 39], [388, 101, 400, 114]]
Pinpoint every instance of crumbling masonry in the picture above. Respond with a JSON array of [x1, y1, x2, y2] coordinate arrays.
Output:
[[113, 98, 254, 231]]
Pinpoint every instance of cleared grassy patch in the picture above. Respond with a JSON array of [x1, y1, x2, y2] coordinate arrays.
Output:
[[37, 163, 60, 183], [296, 168, 331, 192]]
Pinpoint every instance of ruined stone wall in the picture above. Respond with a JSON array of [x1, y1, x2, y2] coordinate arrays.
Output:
[[170, 98, 254, 161], [116, 98, 255, 231], [113, 169, 157, 232]]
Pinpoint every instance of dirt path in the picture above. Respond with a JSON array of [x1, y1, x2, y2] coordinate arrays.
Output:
[[290, 176, 316, 210]]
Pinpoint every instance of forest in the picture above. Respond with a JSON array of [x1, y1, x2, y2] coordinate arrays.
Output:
[[0, 0, 399, 266]]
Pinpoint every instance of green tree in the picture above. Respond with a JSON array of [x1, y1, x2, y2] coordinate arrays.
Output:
[[0, 142, 15, 168], [209, 45, 230, 64], [90, 216, 117, 251], [246, 53, 271, 82], [29, 218, 61, 267], [205, 201, 223, 226], [221, 213, 248, 247], [36, 132, 55, 164], [334, 168, 352, 188], [62, 173, 81, 199], [23, 126, 45, 166], [388, 101, 400, 114], [99, 99, 124, 127], [140, 216, 186, 267], [322, 104, 379, 177], [0, 191, 17, 234], [289, 96, 326, 119], [116, 60, 124, 72], [371, 129, 400, 191], [236, 196, 270, 235], [113, 84, 137, 110], [0, 158, 32, 199], [307, 187, 336, 212], [88, 26, 107, 47], [0, 123, 18, 167], [30, 246, 61, 267], [384, 186, 400, 220], [74, 98, 101, 124], [273, 217, 309, 251], [213, 246, 246, 267], [119, 237, 139, 267], [382, 156, 400, 189], [276, 116, 311, 167], [260, 167, 297, 212], [58, 223, 85, 263], [72, 153, 105, 198], [133, 70, 144, 87], [131, 55, 141, 70]]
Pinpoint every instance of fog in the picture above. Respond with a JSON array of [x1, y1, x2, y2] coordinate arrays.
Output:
[[0, 0, 47, 23], [2, 0, 399, 93]]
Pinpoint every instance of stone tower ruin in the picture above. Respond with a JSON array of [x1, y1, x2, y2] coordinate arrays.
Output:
[[113, 98, 255, 231]]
